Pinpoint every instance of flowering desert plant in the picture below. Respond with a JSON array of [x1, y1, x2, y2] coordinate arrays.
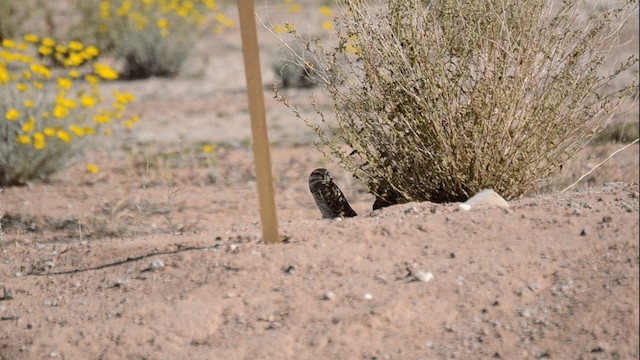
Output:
[[276, 0, 639, 204], [75, 0, 234, 79], [0, 35, 138, 186]]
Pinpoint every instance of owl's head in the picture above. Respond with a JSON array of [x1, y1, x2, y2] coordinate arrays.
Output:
[[309, 168, 332, 184]]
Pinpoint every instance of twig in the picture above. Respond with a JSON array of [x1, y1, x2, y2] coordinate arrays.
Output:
[[24, 244, 223, 276], [561, 138, 639, 193]]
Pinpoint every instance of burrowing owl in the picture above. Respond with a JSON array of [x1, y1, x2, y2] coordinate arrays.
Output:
[[309, 168, 357, 219]]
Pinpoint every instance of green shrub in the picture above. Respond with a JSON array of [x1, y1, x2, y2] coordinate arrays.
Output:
[[0, 36, 138, 186], [73, 0, 235, 79], [276, 0, 639, 204]]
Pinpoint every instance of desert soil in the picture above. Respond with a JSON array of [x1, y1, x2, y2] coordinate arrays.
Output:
[[1, 3, 639, 360]]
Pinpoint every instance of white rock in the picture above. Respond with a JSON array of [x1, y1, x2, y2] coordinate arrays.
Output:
[[149, 259, 165, 271], [458, 203, 472, 211], [414, 271, 434, 282], [363, 292, 373, 300], [464, 189, 510, 208], [323, 291, 336, 300]]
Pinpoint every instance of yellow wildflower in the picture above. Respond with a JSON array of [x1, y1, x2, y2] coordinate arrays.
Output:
[[273, 24, 286, 34], [93, 111, 111, 124], [86, 163, 99, 174], [203, 0, 216, 10], [69, 124, 85, 136], [58, 77, 73, 90], [38, 46, 53, 56], [69, 41, 83, 51], [202, 144, 214, 153], [22, 117, 35, 132], [83, 127, 96, 135], [319, 6, 332, 16], [24, 99, 34, 108], [321, 20, 334, 31], [100, 0, 111, 19], [60, 98, 77, 109], [55, 44, 67, 54], [215, 13, 234, 28], [30, 63, 51, 79], [24, 34, 39, 43], [0, 66, 8, 83], [83, 46, 100, 59], [176, 7, 189, 17], [33, 81, 44, 89], [2, 39, 15, 48], [16, 83, 28, 91], [44, 127, 55, 136], [114, 91, 135, 104], [85, 74, 99, 86], [17, 43, 28, 51], [94, 63, 118, 80], [16, 134, 31, 145], [117, 0, 132, 16], [22, 70, 32, 80], [69, 70, 80, 78], [53, 105, 69, 118], [65, 52, 84, 67], [56, 130, 72, 143], [41, 37, 55, 47], [33, 132, 46, 150], [5, 108, 20, 121], [288, 4, 301, 13], [80, 95, 97, 108], [157, 18, 169, 29]]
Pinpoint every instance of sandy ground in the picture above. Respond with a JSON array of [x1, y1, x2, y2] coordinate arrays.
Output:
[[1, 2, 639, 359]]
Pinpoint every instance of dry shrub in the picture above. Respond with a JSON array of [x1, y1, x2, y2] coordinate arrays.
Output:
[[275, 0, 639, 205]]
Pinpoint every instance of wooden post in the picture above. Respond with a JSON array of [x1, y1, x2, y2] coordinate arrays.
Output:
[[237, 0, 280, 244]]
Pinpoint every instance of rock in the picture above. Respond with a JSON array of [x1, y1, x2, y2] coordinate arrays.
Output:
[[363, 292, 373, 300], [458, 203, 472, 211], [414, 271, 434, 282], [463, 189, 510, 209], [322, 291, 336, 300], [149, 259, 165, 272], [284, 264, 296, 275]]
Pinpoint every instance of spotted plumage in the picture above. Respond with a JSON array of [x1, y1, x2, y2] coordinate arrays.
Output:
[[309, 168, 358, 219]]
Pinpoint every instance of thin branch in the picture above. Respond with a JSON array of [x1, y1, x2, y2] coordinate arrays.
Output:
[[561, 138, 639, 193]]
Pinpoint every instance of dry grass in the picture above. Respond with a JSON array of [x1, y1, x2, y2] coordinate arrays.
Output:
[[275, 0, 639, 204]]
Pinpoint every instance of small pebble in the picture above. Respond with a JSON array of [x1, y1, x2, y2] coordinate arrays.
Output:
[[405, 206, 418, 214], [149, 259, 165, 272], [579, 228, 587, 236], [414, 271, 434, 282], [458, 203, 472, 211], [323, 291, 336, 300], [602, 215, 612, 223], [284, 264, 296, 275], [2, 288, 13, 300], [363, 292, 373, 300]]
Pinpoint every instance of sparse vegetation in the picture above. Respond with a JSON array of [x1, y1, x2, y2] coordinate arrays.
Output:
[[276, 0, 639, 203], [0, 36, 138, 186], [74, 0, 235, 79]]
